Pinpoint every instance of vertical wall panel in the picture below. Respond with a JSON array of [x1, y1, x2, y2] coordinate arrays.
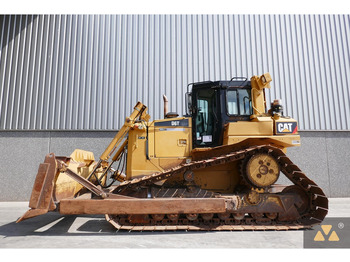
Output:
[[0, 14, 349, 131]]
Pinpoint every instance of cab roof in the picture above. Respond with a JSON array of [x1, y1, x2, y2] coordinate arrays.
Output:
[[190, 79, 251, 91]]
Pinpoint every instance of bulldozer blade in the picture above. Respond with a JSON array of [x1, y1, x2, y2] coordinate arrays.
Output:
[[16, 153, 58, 223], [16, 208, 51, 223]]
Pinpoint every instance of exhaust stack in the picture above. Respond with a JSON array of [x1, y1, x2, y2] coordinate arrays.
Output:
[[163, 94, 168, 118]]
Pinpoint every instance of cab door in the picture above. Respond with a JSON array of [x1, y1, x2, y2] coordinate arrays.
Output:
[[192, 88, 221, 147]]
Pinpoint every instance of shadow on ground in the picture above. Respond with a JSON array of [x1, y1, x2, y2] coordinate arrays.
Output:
[[1, 213, 108, 237], [0, 213, 215, 237]]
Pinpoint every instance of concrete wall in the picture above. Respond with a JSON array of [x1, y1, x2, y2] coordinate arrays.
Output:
[[286, 131, 350, 198], [0, 131, 116, 201], [0, 131, 349, 201]]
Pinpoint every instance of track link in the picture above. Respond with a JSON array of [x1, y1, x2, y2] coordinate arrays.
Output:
[[105, 213, 310, 231], [108, 145, 328, 231]]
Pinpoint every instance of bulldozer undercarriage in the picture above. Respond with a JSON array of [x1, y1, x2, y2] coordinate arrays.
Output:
[[103, 145, 328, 231], [18, 144, 328, 231]]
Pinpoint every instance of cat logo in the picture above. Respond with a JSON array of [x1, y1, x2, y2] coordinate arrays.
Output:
[[314, 225, 340, 242], [171, 121, 180, 126], [276, 122, 298, 134]]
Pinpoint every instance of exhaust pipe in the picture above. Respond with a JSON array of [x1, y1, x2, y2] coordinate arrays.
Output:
[[163, 94, 168, 118]]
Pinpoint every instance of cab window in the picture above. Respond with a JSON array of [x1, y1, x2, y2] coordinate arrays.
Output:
[[195, 89, 216, 145], [227, 89, 252, 115]]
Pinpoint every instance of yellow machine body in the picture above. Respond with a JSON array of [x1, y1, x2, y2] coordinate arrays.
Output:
[[125, 118, 300, 194], [120, 73, 300, 194], [126, 117, 192, 179]]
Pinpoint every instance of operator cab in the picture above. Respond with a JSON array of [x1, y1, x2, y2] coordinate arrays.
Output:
[[186, 78, 254, 148]]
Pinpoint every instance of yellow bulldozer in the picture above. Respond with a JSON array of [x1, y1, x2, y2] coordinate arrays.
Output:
[[17, 73, 328, 231]]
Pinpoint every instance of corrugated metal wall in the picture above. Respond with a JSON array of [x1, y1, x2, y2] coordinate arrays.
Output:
[[1, 14, 349, 131]]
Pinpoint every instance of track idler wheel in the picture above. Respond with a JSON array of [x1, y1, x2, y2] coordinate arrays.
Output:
[[201, 213, 214, 221], [241, 153, 280, 188], [265, 213, 278, 219], [282, 185, 310, 215], [233, 213, 245, 220], [186, 213, 198, 221], [167, 214, 179, 221], [152, 214, 165, 221], [218, 213, 230, 220]]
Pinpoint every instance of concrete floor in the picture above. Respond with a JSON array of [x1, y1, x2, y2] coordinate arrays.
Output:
[[0, 198, 349, 249]]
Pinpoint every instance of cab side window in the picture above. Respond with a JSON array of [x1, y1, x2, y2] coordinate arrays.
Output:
[[227, 89, 252, 116]]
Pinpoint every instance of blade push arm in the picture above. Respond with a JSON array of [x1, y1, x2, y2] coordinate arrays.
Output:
[[87, 102, 150, 181]]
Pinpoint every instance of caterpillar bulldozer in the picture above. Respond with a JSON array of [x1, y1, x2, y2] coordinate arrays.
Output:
[[17, 73, 328, 231]]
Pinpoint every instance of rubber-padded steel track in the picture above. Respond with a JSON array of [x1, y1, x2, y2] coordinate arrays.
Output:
[[107, 145, 328, 231]]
